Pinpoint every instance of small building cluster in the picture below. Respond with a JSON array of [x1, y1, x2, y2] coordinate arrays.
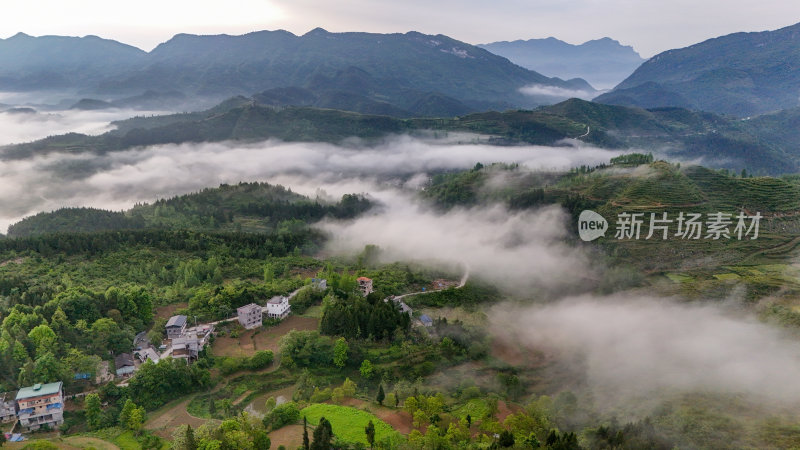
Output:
[[168, 322, 214, 363], [0, 392, 16, 423], [357, 276, 373, 296], [0, 382, 65, 431], [266, 296, 291, 320]]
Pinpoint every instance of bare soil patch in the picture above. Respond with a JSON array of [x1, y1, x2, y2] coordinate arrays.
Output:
[[213, 315, 319, 357]]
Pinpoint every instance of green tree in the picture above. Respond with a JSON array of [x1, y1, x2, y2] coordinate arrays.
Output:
[[376, 384, 385, 406], [32, 352, 65, 383], [303, 416, 310, 450], [360, 359, 374, 379], [186, 424, 196, 450], [84, 393, 103, 431], [385, 392, 396, 409], [365, 420, 376, 449], [499, 430, 515, 447], [119, 399, 136, 428], [332, 337, 348, 368], [310, 417, 333, 450], [128, 406, 145, 434], [27, 324, 57, 358]]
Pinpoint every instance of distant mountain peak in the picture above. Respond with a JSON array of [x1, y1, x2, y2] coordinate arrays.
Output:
[[595, 20, 800, 116], [304, 27, 330, 36], [8, 32, 31, 40], [480, 36, 644, 89]]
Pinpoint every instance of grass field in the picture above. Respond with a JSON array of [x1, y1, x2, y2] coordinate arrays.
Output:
[[452, 398, 491, 420], [300, 403, 401, 445]]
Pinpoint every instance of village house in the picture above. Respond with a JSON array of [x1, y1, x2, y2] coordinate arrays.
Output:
[[134, 347, 160, 364], [311, 278, 327, 290], [16, 381, 64, 431], [420, 314, 434, 327], [237, 303, 263, 329], [115, 353, 136, 377], [165, 315, 188, 339], [385, 296, 413, 315], [357, 277, 373, 296], [171, 324, 214, 363], [95, 361, 113, 385], [0, 391, 16, 423], [266, 295, 291, 319]]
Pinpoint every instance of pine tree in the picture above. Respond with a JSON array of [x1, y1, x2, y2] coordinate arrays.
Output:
[[394, 391, 399, 408], [365, 420, 376, 449], [186, 424, 197, 450], [376, 384, 385, 406], [310, 417, 333, 450], [303, 416, 310, 450]]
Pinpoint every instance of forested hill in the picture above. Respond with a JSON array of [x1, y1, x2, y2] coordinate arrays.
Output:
[[595, 21, 800, 116], [6, 182, 372, 238], [0, 29, 594, 112], [7, 97, 800, 174]]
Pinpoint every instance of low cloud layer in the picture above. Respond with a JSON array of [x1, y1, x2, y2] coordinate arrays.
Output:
[[0, 108, 168, 146], [320, 192, 590, 292], [491, 295, 800, 409], [519, 84, 595, 100], [0, 136, 626, 232]]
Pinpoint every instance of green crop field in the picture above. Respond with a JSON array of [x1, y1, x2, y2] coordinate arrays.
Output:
[[300, 404, 400, 445]]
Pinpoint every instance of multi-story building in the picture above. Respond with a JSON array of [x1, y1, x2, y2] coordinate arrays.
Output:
[[357, 277, 373, 296], [0, 391, 16, 423], [237, 303, 263, 329], [171, 324, 214, 363], [16, 381, 64, 431], [165, 315, 188, 339], [266, 296, 291, 320]]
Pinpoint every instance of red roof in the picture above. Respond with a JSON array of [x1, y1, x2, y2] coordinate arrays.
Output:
[[357, 277, 372, 281]]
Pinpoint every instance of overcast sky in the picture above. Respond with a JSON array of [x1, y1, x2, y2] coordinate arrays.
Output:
[[1, 1, 799, 57]]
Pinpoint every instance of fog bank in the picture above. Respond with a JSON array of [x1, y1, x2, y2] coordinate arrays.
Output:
[[0, 136, 627, 232], [491, 295, 800, 409]]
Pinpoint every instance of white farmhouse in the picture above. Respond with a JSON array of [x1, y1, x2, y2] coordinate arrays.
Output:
[[266, 296, 291, 320]]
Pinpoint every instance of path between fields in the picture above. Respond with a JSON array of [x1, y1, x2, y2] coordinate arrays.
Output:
[[394, 269, 469, 301]]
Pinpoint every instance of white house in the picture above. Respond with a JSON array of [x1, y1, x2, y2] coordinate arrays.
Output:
[[237, 303, 263, 329], [266, 296, 291, 320]]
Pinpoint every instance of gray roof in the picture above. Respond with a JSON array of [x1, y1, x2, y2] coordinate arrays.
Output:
[[115, 353, 135, 368], [237, 303, 261, 312], [420, 314, 434, 325], [166, 315, 187, 328], [267, 296, 286, 304]]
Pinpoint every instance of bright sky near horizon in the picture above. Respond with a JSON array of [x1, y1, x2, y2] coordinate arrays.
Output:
[[1, 0, 799, 57]]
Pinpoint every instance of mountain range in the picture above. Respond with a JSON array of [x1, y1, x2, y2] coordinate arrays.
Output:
[[5, 94, 800, 175], [0, 29, 595, 116], [480, 37, 644, 90], [595, 21, 800, 116]]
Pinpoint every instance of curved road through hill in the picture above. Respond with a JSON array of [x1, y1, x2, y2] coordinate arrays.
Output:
[[393, 268, 470, 301]]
